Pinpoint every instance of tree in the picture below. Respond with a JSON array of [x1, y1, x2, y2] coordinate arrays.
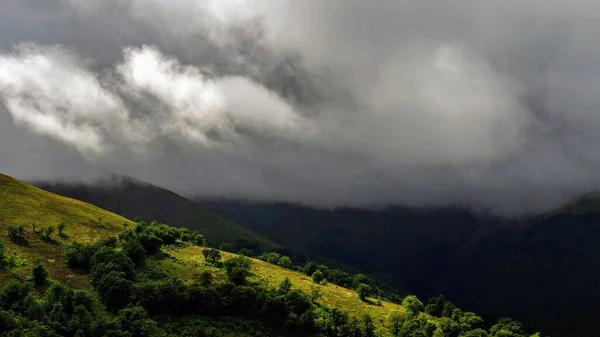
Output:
[[278, 277, 293, 294], [95, 271, 133, 311], [122, 239, 146, 267], [40, 226, 56, 242], [224, 256, 252, 285], [259, 252, 281, 264], [311, 270, 325, 284], [197, 271, 213, 286], [403, 295, 424, 315], [489, 318, 526, 337], [303, 261, 318, 276], [138, 233, 163, 253], [7, 225, 28, 244], [362, 314, 376, 337], [31, 260, 49, 286], [277, 256, 293, 269], [460, 329, 489, 337], [202, 248, 222, 265], [357, 283, 372, 302]]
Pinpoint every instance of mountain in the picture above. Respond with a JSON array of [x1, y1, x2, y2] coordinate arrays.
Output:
[[435, 212, 600, 337], [36, 176, 281, 252], [195, 200, 514, 293], [197, 199, 600, 337], [0, 172, 472, 337]]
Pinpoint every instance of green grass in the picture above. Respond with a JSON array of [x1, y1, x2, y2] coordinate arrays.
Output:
[[0, 173, 133, 287], [166, 246, 405, 332]]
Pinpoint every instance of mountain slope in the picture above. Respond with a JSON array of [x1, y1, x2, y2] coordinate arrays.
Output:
[[36, 176, 281, 251], [436, 212, 600, 337], [0, 173, 133, 286], [0, 173, 407, 334], [195, 200, 509, 293]]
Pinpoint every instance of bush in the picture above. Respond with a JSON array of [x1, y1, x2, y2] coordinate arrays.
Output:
[[224, 256, 252, 285], [122, 239, 146, 267], [138, 234, 163, 254], [39, 226, 56, 242], [277, 256, 293, 269], [95, 271, 134, 311], [357, 283, 372, 302], [65, 242, 95, 270], [31, 260, 49, 286], [402, 295, 424, 315], [7, 225, 28, 244], [202, 248, 222, 265], [311, 270, 325, 284]]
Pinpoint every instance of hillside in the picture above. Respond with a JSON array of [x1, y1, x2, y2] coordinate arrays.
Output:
[[36, 176, 281, 251], [433, 212, 600, 337], [0, 173, 133, 286], [0, 173, 534, 337]]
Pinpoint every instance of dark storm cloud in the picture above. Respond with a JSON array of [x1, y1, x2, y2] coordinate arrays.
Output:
[[1, 0, 600, 214]]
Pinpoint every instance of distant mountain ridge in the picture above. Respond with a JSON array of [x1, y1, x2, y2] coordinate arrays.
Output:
[[35, 175, 282, 251]]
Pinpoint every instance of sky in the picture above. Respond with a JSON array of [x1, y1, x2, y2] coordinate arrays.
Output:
[[1, 0, 600, 215]]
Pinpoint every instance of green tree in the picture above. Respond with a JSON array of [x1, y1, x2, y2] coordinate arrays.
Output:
[[362, 314, 375, 337], [31, 260, 49, 286], [489, 318, 526, 337], [311, 270, 325, 284], [277, 256, 293, 269], [7, 225, 28, 244], [303, 261, 318, 276], [202, 248, 222, 265], [403, 295, 424, 315], [138, 233, 163, 253], [460, 329, 489, 337], [197, 271, 213, 286], [278, 277, 293, 294], [224, 256, 252, 285], [357, 283, 372, 302], [95, 271, 133, 311], [123, 239, 146, 267]]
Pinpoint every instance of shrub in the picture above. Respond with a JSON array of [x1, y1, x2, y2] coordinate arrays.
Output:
[[277, 256, 293, 269], [224, 256, 252, 285], [311, 271, 325, 284], [357, 283, 372, 302], [7, 225, 28, 244], [202, 248, 222, 265], [402, 295, 424, 315], [31, 260, 49, 286]]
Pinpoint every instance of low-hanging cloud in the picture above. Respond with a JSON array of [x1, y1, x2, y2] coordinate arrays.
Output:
[[2, 0, 600, 215]]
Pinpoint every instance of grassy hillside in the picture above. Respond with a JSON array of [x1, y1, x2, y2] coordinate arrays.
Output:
[[37, 176, 281, 251], [0, 174, 401, 323], [0, 173, 133, 286], [162, 246, 404, 330]]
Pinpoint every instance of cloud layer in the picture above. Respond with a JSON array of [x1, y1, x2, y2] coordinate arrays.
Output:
[[2, 0, 600, 214]]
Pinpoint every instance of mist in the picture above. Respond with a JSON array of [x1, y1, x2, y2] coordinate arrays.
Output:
[[1, 0, 600, 215]]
